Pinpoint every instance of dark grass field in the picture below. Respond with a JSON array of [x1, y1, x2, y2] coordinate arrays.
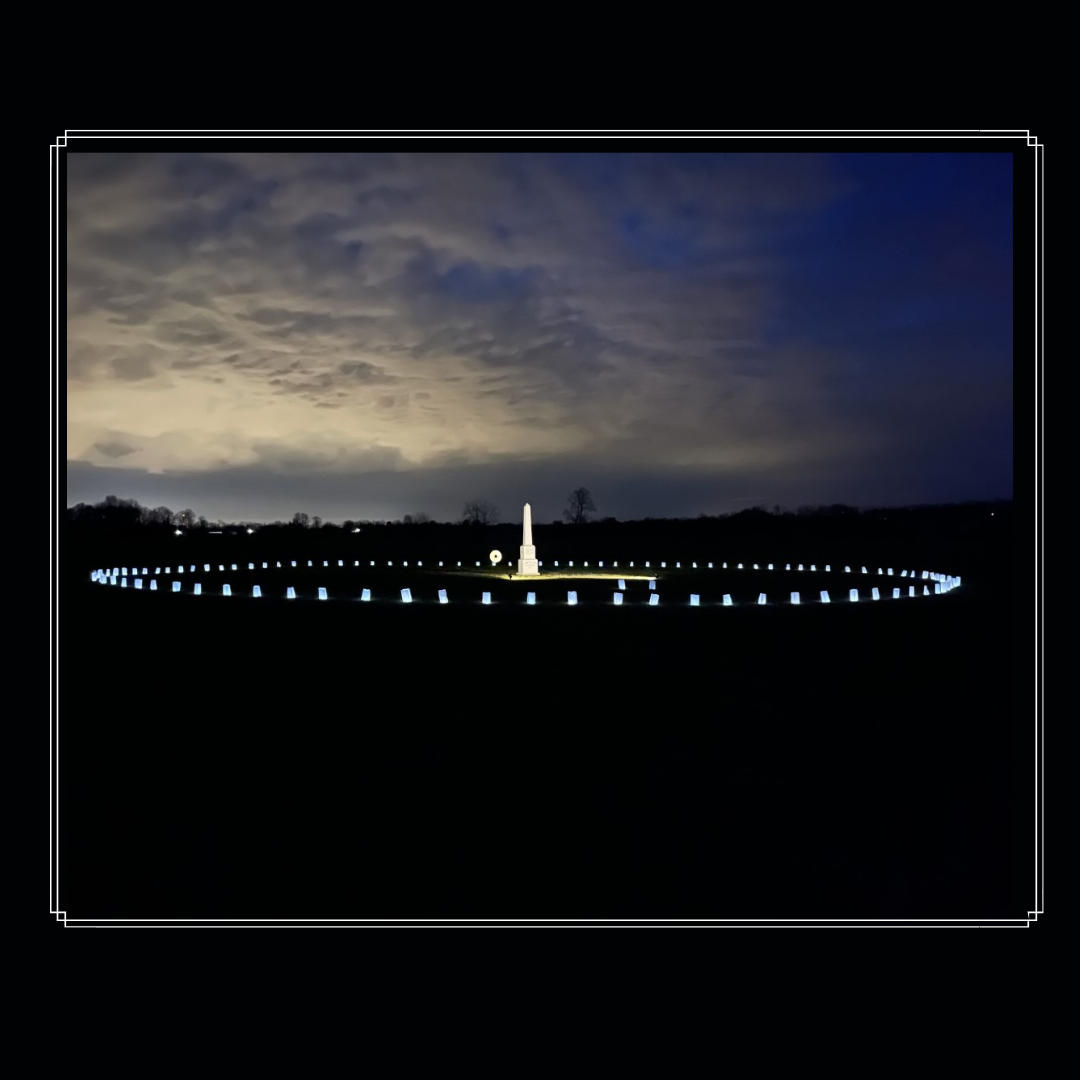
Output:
[[61, 562, 1028, 920]]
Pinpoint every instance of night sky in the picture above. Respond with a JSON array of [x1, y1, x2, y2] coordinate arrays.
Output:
[[66, 151, 1013, 523]]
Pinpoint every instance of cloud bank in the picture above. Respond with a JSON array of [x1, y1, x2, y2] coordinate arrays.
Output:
[[66, 150, 1013, 520]]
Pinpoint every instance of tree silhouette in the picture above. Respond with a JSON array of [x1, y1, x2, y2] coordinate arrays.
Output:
[[462, 499, 500, 525], [564, 487, 597, 525], [292, 512, 310, 528]]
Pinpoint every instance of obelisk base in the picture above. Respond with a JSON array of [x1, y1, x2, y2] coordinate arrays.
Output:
[[518, 544, 539, 575]]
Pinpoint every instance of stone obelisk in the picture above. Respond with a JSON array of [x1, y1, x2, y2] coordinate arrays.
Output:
[[518, 502, 539, 575]]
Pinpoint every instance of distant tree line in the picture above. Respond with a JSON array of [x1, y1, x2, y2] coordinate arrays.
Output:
[[66, 492, 1011, 532]]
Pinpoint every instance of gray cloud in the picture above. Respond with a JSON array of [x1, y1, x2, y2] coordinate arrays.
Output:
[[93, 441, 137, 459]]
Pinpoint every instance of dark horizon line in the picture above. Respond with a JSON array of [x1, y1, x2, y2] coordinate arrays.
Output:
[[67, 495, 1014, 528]]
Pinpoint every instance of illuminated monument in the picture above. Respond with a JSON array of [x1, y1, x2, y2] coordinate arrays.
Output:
[[517, 502, 539, 576]]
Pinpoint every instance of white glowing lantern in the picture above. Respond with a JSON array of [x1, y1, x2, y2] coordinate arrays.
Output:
[[418, 561, 423, 567], [614, 592, 623, 605], [649, 580, 656, 590], [194, 583, 201, 595], [692, 562, 697, 568], [798, 564, 804, 571], [323, 561, 329, 567], [150, 580, 157, 591], [708, 562, 713, 569], [922, 571, 929, 579], [901, 570, 908, 577], [223, 584, 232, 596], [645, 561, 650, 568], [768, 563, 773, 570], [121, 578, 128, 588], [110, 576, 117, 585], [456, 561, 461, 567], [476, 561, 481, 567], [249, 563, 254, 570], [723, 594, 732, 606], [219, 565, 224, 572], [253, 585, 262, 598], [785, 564, 791, 571], [527, 592, 536, 605], [924, 585, 930, 595], [618, 579, 626, 590], [690, 594, 700, 606], [318, 587, 327, 600], [231, 564, 237, 571], [892, 588, 900, 598], [584, 561, 589, 567], [661, 562, 666, 568], [482, 592, 492, 605], [738, 563, 744, 569], [404, 561, 409, 567], [791, 592, 800, 604], [361, 589, 371, 601], [292, 561, 297, 567], [262, 562, 268, 569], [569, 561, 574, 567], [439, 561, 443, 567], [554, 561, 559, 567], [438, 589, 448, 604], [723, 563, 727, 568], [401, 588, 412, 603], [123, 568, 128, 576], [204, 565, 210, 572], [872, 587, 880, 600], [629, 561, 634, 567], [308, 561, 313, 567], [754, 563, 759, 570], [849, 588, 858, 602], [142, 568, 148, 575], [877, 568, 883, 576], [567, 591, 577, 605], [648, 594, 659, 606], [172, 581, 180, 592], [287, 587, 296, 599], [758, 593, 766, 605], [165, 567, 171, 574], [154, 567, 160, 575], [810, 565, 816, 571], [820, 590, 830, 603], [909, 586, 916, 597], [339, 560, 344, 567]]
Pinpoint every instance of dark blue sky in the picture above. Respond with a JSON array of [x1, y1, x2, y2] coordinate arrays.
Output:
[[67, 151, 1013, 522]]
